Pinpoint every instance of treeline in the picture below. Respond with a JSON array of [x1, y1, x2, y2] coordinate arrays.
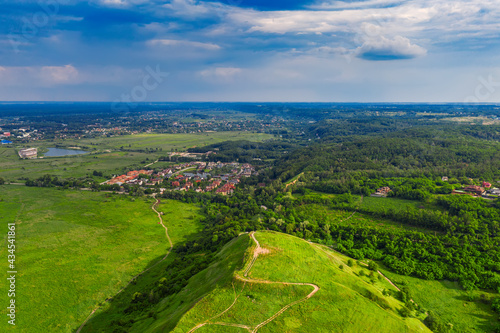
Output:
[[272, 131, 500, 185], [308, 176, 456, 199], [25, 175, 93, 189], [188, 140, 297, 163], [155, 188, 500, 292]]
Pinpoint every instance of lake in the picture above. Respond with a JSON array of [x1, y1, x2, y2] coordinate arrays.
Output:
[[43, 148, 89, 157]]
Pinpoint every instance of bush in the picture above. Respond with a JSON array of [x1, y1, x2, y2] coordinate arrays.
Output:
[[493, 297, 500, 313], [424, 311, 451, 333], [368, 261, 378, 271], [399, 306, 412, 318]]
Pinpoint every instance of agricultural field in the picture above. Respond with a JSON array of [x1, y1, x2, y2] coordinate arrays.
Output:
[[0, 186, 202, 333], [0, 132, 274, 181], [380, 268, 498, 333], [47, 132, 273, 152], [171, 231, 430, 333]]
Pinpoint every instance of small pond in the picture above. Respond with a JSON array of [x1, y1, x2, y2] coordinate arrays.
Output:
[[43, 148, 89, 157]]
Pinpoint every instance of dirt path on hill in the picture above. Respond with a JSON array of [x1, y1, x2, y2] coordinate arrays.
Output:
[[188, 232, 320, 333], [76, 196, 172, 333], [339, 195, 363, 223], [144, 159, 159, 168]]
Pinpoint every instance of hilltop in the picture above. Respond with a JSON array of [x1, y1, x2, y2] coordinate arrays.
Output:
[[133, 231, 431, 333]]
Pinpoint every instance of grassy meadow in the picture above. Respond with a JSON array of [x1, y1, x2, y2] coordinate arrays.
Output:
[[380, 268, 498, 333], [295, 203, 435, 235], [0, 132, 274, 181], [0, 186, 202, 333], [171, 231, 431, 333]]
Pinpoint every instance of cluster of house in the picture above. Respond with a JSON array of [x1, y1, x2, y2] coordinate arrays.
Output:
[[371, 180, 500, 199], [453, 181, 500, 198], [106, 170, 154, 185], [104, 161, 254, 196]]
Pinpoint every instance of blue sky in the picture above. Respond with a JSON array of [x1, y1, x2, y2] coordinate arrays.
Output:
[[1, 0, 500, 102]]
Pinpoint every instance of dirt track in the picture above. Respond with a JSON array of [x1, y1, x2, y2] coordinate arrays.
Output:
[[76, 197, 172, 333], [188, 232, 320, 333]]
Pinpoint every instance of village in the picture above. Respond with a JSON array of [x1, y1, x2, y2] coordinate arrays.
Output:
[[103, 161, 255, 196]]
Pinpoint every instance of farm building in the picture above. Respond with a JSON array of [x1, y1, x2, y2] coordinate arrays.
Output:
[[462, 185, 485, 196], [18, 148, 37, 159]]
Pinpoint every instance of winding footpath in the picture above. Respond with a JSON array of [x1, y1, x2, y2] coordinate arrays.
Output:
[[338, 195, 364, 224], [188, 232, 320, 333], [76, 196, 172, 333]]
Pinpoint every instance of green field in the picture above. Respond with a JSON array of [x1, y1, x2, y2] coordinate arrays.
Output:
[[0, 186, 202, 333], [295, 203, 435, 235], [0, 132, 274, 181], [360, 196, 423, 212], [380, 268, 498, 333], [170, 231, 431, 333]]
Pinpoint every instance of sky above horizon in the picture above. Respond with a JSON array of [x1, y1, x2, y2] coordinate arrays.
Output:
[[1, 0, 500, 102]]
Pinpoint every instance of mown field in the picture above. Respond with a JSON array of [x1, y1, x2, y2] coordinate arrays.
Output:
[[0, 186, 202, 333], [171, 231, 430, 333], [0, 132, 274, 181]]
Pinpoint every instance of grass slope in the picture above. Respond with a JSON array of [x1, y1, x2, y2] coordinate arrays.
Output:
[[168, 231, 431, 333], [380, 268, 498, 333], [132, 235, 253, 333], [0, 187, 202, 333]]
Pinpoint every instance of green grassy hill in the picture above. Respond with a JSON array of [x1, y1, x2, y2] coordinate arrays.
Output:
[[0, 187, 203, 333], [137, 231, 431, 333]]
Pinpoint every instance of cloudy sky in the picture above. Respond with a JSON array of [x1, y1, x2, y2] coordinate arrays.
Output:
[[1, 0, 500, 102]]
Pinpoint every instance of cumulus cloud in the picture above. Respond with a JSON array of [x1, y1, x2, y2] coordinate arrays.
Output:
[[355, 35, 427, 60]]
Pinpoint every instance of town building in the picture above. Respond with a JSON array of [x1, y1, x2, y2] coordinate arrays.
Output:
[[18, 148, 37, 159]]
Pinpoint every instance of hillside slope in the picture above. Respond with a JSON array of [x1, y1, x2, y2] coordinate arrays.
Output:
[[146, 231, 431, 333]]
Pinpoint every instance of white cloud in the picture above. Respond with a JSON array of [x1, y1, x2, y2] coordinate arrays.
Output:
[[163, 0, 222, 19], [148, 39, 221, 50], [96, 0, 150, 7], [199, 67, 242, 81], [0, 65, 79, 86], [40, 65, 79, 83], [355, 35, 427, 60], [0, 65, 145, 87], [223, 0, 500, 44]]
